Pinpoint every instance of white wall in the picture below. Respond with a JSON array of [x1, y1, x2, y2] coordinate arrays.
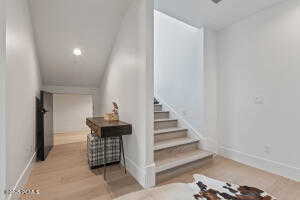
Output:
[[203, 28, 219, 152], [6, 0, 41, 194], [96, 0, 154, 188], [42, 85, 99, 116], [218, 0, 300, 181], [0, 0, 6, 197], [154, 11, 205, 138], [53, 94, 93, 133]]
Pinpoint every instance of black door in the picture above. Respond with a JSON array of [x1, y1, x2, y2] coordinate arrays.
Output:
[[36, 91, 53, 161]]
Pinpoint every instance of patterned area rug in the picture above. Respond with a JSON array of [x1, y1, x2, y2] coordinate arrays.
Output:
[[189, 175, 276, 200]]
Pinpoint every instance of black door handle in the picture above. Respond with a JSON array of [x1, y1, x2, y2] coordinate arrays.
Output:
[[41, 108, 48, 114]]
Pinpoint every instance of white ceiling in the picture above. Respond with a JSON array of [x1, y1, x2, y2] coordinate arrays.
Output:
[[30, 0, 287, 88], [30, 0, 133, 87], [155, 0, 287, 30]]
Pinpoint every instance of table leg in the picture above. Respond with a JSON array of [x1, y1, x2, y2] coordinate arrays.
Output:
[[119, 137, 122, 169], [120, 136, 126, 174], [104, 137, 107, 180]]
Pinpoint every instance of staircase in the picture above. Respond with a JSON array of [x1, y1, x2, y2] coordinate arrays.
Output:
[[154, 101, 214, 183]]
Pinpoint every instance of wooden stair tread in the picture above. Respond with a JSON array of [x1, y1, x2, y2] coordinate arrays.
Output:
[[154, 137, 199, 151], [154, 127, 188, 135], [155, 149, 213, 173], [153, 100, 214, 178]]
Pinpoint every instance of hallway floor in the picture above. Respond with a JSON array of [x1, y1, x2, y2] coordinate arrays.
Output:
[[54, 131, 88, 146], [21, 141, 141, 200], [21, 139, 299, 200], [53, 131, 89, 145]]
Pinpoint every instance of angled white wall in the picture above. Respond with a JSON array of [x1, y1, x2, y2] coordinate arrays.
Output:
[[154, 11, 219, 152], [218, 0, 300, 181], [6, 0, 41, 194], [154, 11, 204, 137], [96, 0, 154, 188], [0, 0, 6, 197]]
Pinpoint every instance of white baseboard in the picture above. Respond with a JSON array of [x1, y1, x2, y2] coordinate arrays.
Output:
[[7, 152, 36, 200], [124, 156, 155, 189], [219, 146, 300, 182]]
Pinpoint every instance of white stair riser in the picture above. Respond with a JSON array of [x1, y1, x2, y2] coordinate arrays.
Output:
[[154, 104, 162, 111], [156, 155, 213, 184], [154, 112, 169, 120], [154, 130, 187, 143], [154, 142, 198, 162], [154, 120, 177, 130]]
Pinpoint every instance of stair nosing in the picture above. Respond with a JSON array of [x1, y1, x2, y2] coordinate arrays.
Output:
[[154, 118, 177, 123], [154, 111, 169, 113], [155, 151, 213, 173], [154, 138, 199, 151], [154, 127, 188, 135]]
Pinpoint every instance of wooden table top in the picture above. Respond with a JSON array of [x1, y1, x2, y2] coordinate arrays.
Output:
[[86, 117, 132, 137], [86, 117, 130, 127]]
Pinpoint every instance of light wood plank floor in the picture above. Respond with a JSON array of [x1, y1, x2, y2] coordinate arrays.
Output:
[[54, 131, 88, 146], [21, 142, 142, 200], [21, 134, 299, 200]]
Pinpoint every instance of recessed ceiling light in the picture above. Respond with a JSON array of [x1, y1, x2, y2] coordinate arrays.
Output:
[[211, 0, 223, 3], [73, 48, 82, 56]]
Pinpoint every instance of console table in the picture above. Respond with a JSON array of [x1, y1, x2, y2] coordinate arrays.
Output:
[[86, 117, 132, 180]]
